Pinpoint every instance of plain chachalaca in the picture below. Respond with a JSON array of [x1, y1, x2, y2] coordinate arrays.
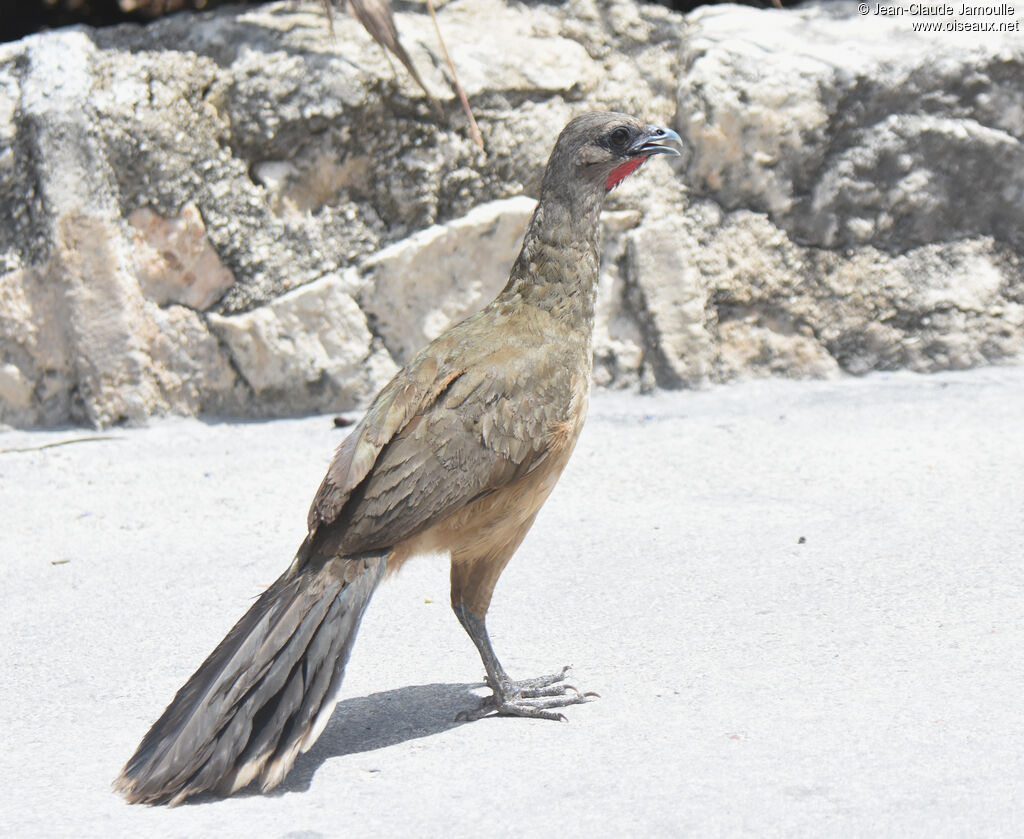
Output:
[[114, 112, 682, 805]]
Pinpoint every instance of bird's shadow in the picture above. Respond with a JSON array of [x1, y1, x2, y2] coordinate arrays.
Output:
[[231, 681, 487, 798]]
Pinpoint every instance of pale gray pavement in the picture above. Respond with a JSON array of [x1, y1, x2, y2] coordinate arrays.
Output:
[[2, 366, 1024, 837]]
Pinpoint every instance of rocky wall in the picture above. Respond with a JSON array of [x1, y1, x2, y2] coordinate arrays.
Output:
[[1, 0, 1021, 427]]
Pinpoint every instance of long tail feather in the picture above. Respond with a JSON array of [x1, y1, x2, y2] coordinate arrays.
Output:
[[113, 553, 387, 805]]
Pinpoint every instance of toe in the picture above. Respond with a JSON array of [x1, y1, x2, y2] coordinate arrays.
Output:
[[459, 668, 597, 722], [511, 666, 572, 692], [517, 682, 580, 699]]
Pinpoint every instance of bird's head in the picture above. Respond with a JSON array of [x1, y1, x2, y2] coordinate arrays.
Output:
[[540, 112, 683, 205]]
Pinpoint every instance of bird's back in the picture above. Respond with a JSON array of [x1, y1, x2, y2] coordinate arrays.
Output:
[[305, 298, 592, 562]]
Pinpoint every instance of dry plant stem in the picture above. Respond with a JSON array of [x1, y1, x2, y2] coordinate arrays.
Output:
[[320, 0, 443, 117], [424, 0, 484, 149], [319, 0, 336, 37]]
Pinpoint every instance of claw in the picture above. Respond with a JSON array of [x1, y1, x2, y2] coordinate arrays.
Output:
[[457, 665, 596, 722]]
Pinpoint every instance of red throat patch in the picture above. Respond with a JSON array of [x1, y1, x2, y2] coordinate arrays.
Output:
[[606, 156, 648, 190]]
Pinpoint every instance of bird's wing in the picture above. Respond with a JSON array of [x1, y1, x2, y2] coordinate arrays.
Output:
[[305, 323, 576, 556], [306, 350, 461, 532]]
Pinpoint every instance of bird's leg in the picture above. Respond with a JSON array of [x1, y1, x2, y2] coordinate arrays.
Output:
[[453, 603, 596, 722]]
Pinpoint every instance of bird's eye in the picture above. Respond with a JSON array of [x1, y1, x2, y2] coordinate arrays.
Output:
[[608, 127, 631, 150]]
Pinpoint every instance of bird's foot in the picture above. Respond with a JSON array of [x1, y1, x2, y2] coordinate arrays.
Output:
[[458, 666, 598, 722]]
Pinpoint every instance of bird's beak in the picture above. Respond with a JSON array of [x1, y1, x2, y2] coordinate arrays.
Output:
[[629, 125, 683, 157]]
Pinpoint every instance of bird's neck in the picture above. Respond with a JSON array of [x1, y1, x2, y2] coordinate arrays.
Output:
[[499, 192, 604, 330]]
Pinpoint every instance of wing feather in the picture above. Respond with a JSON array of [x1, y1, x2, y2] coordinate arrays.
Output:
[[303, 310, 580, 560]]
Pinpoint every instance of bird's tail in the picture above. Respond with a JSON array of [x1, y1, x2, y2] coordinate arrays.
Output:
[[113, 551, 387, 806]]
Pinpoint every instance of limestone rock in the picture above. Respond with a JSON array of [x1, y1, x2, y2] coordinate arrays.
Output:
[[592, 209, 645, 389], [679, 1, 1024, 249], [671, 0, 1024, 383], [0, 362, 32, 410], [0, 265, 74, 427], [208, 272, 399, 415], [1, 0, 1022, 428], [624, 211, 716, 388], [435, 0, 600, 100], [358, 197, 536, 365], [129, 203, 236, 310], [0, 29, 246, 428], [147, 303, 246, 418]]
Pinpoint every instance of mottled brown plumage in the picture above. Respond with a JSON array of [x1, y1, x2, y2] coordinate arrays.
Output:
[[114, 112, 681, 806]]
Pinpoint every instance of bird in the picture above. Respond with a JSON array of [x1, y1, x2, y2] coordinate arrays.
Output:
[[114, 111, 682, 806]]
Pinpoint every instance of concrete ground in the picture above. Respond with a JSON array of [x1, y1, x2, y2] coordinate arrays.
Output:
[[2, 365, 1023, 837]]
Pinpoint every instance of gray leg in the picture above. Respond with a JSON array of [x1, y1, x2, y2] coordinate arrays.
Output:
[[453, 603, 597, 722]]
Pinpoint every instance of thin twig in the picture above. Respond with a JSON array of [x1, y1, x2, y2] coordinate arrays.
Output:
[[424, 0, 483, 149], [319, 0, 336, 37], [0, 436, 123, 455]]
